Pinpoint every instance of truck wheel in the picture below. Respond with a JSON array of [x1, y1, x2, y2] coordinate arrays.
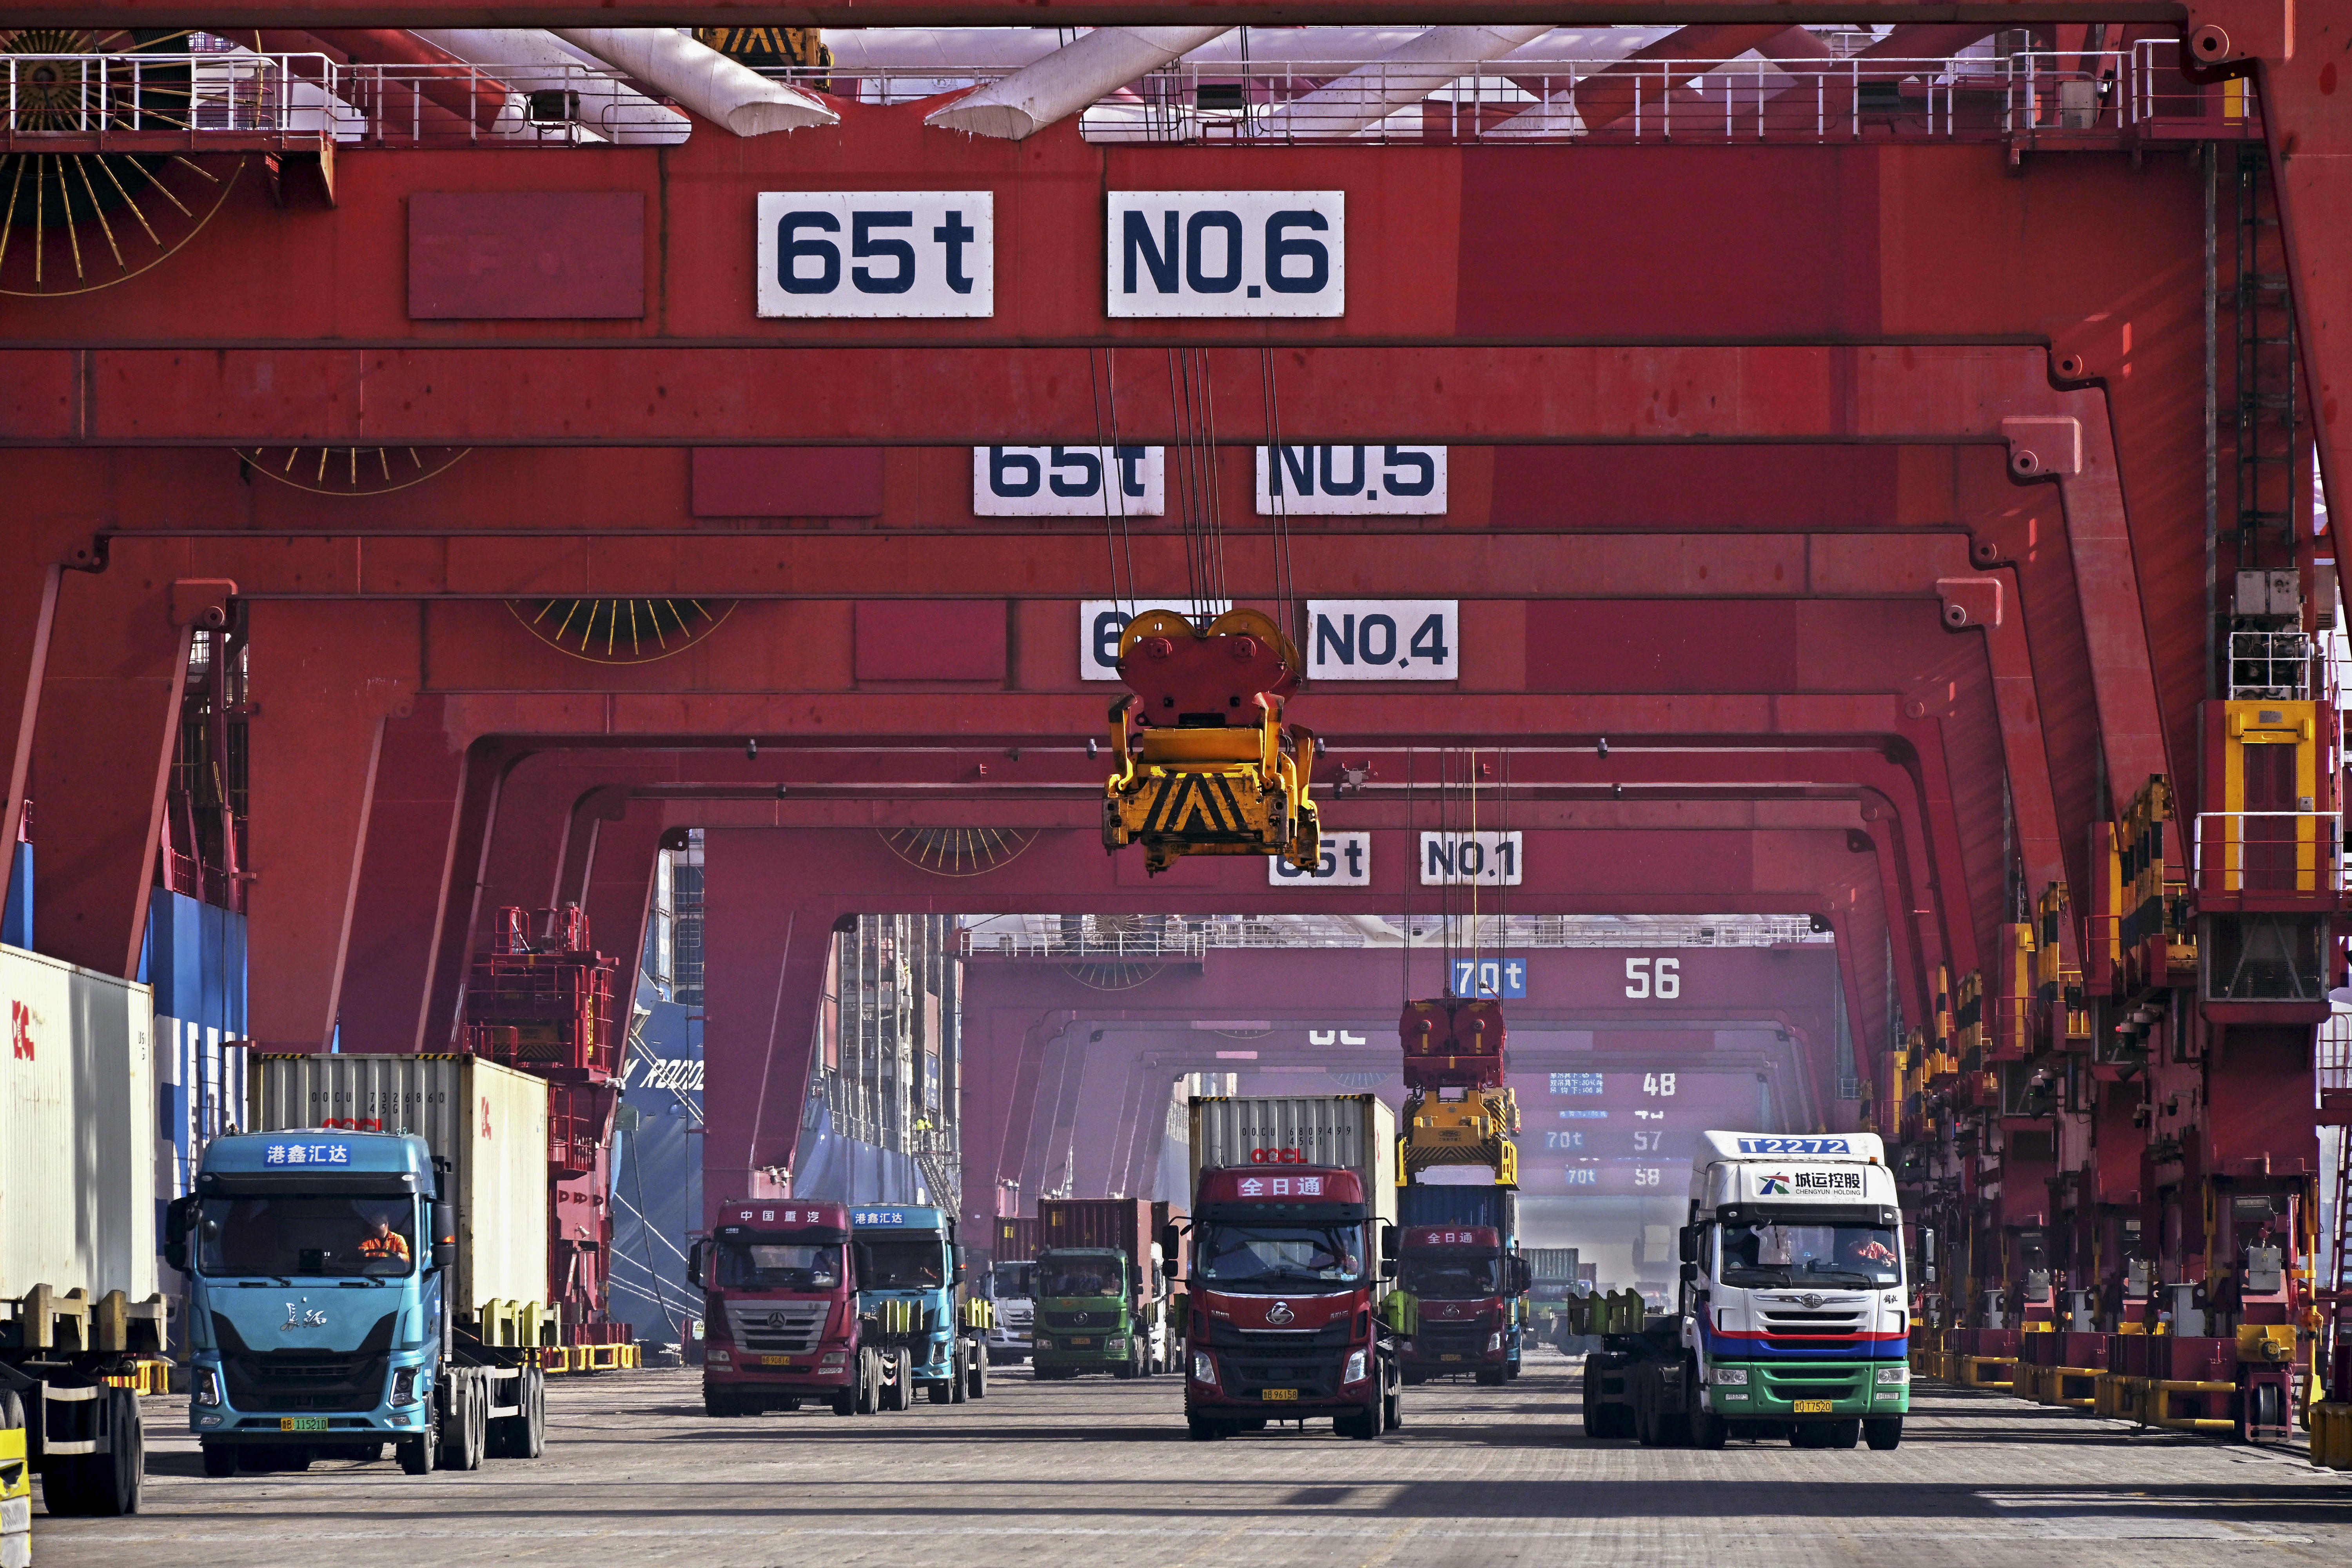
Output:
[[201, 1441, 239, 1478], [832, 1387, 858, 1417], [1186, 1417, 1228, 1441], [78, 1388, 143, 1516], [1824, 1419, 1861, 1450], [1691, 1411, 1727, 1450], [968, 1346, 989, 1401], [703, 1388, 740, 1418], [927, 1379, 954, 1406], [1384, 1370, 1403, 1433], [1864, 1417, 1902, 1452], [881, 1352, 910, 1412], [465, 1375, 490, 1469], [949, 1341, 969, 1405], [521, 1367, 547, 1458], [1474, 1368, 1506, 1387], [854, 1350, 879, 1415], [1336, 1410, 1375, 1440], [399, 1399, 438, 1475]]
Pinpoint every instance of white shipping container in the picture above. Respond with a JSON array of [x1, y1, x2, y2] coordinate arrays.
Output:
[[0, 944, 158, 1304], [1188, 1095, 1398, 1225], [249, 1054, 550, 1317]]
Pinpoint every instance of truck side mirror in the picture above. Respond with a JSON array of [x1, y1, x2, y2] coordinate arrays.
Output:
[[952, 1244, 968, 1286], [163, 1195, 195, 1274], [1379, 1256, 1397, 1281], [1679, 1262, 1698, 1284], [1510, 1257, 1532, 1295], [686, 1239, 706, 1290], [430, 1201, 457, 1269], [1159, 1224, 1182, 1266], [1677, 1225, 1697, 1264]]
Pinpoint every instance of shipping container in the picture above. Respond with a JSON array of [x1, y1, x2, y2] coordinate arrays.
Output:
[[1038, 1198, 1157, 1269], [1187, 1094, 1398, 1222], [1524, 1247, 1582, 1288], [0, 944, 158, 1306], [1397, 1183, 1519, 1238], [994, 1215, 1042, 1260], [249, 1054, 550, 1317]]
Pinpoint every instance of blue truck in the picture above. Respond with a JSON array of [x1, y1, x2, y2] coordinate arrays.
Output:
[[849, 1205, 988, 1406], [170, 1125, 547, 1475]]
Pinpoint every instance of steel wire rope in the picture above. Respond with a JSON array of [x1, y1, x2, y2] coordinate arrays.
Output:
[[1259, 348, 1297, 624], [1087, 347, 1132, 617], [1197, 348, 1230, 612], [1164, 348, 1208, 622], [619, 1014, 686, 1337], [1402, 746, 1414, 1006]]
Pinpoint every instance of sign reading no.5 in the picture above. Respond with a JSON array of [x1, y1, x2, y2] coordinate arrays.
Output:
[[757, 192, 995, 318], [1107, 191, 1345, 319]]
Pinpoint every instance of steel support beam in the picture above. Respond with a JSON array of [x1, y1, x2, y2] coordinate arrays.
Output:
[[338, 695, 472, 1053]]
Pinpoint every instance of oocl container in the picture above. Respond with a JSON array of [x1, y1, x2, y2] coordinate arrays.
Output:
[[249, 1054, 550, 1316]]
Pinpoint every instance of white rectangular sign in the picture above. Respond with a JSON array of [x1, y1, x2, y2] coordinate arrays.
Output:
[[1305, 601, 1459, 682], [1420, 831, 1524, 886], [1107, 191, 1345, 319], [1257, 446, 1446, 516], [1080, 600, 1231, 682], [757, 191, 993, 318], [1269, 832, 1372, 886], [975, 447, 1163, 518]]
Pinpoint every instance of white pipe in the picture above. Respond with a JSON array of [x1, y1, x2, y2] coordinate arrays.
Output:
[[926, 25, 1229, 140], [411, 28, 691, 145], [1254, 24, 1555, 140], [552, 27, 836, 136]]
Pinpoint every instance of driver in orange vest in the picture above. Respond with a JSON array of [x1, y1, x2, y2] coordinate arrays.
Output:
[[358, 1214, 411, 1265]]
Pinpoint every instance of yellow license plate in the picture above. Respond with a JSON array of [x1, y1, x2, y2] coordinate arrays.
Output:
[[1439, 1354, 1462, 1362], [1261, 1388, 1298, 1401], [759, 1356, 794, 1366], [279, 1417, 327, 1432], [1792, 1400, 1833, 1415], [1068, 1337, 1092, 1346]]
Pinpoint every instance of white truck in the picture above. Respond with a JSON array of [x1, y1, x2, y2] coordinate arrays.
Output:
[[1582, 1132, 1909, 1451]]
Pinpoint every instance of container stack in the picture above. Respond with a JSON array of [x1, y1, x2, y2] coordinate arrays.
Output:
[[461, 905, 627, 1349]]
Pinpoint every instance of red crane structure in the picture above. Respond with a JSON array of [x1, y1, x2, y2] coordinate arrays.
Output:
[[0, 0, 2341, 1430]]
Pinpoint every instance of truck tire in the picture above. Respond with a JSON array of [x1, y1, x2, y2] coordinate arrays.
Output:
[[1185, 1417, 1228, 1441], [927, 1378, 954, 1405], [47, 1387, 142, 1517], [1691, 1411, 1727, 1450], [854, 1349, 880, 1415], [1474, 1367, 1506, 1387], [399, 1399, 438, 1475], [881, 1352, 910, 1412], [1864, 1416, 1902, 1451], [1824, 1419, 1862, 1450], [464, 1374, 489, 1469], [523, 1367, 547, 1457], [949, 1341, 969, 1405], [201, 1441, 239, 1478], [831, 1388, 858, 1417], [968, 1347, 989, 1401], [704, 1387, 739, 1418], [1383, 1364, 1403, 1433]]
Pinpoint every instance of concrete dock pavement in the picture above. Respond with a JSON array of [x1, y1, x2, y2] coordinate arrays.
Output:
[[34, 1349, 2352, 1566]]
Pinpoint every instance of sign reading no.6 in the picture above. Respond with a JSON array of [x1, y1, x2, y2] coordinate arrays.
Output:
[[1106, 191, 1345, 319]]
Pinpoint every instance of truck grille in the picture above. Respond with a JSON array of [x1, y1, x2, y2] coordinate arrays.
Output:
[[1414, 1322, 1487, 1355], [1759, 1364, 1867, 1403], [726, 1301, 831, 1355], [215, 1311, 396, 1413], [1757, 1308, 1866, 1352], [1042, 1309, 1117, 1331]]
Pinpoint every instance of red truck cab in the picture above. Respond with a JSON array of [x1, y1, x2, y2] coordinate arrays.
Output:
[[1178, 1167, 1400, 1441], [693, 1201, 873, 1417], [1396, 1226, 1525, 1385]]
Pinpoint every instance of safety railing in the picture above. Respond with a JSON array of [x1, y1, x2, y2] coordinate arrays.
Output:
[[1, 51, 688, 150], [2189, 811, 2345, 896], [1065, 40, 2255, 145], [962, 911, 1833, 954]]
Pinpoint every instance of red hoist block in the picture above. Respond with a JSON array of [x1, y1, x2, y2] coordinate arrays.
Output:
[[1117, 608, 1299, 727], [1399, 997, 1508, 1091]]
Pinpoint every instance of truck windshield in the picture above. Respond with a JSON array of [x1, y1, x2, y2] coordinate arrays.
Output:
[[856, 1236, 947, 1289], [990, 1261, 1034, 1299], [1400, 1255, 1501, 1299], [1036, 1256, 1123, 1296], [198, 1195, 416, 1279], [717, 1242, 840, 1290], [1194, 1223, 1365, 1292], [1720, 1222, 1901, 1288]]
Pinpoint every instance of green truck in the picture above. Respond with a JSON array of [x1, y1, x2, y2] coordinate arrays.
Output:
[[1028, 1199, 1172, 1380]]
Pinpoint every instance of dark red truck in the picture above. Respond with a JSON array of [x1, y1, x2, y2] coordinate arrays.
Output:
[[692, 1200, 887, 1417]]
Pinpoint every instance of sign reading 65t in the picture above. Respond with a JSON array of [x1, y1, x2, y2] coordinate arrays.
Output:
[[757, 192, 995, 318]]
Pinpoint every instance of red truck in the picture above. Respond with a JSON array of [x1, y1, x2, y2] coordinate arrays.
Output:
[[1173, 1165, 1401, 1441], [692, 1200, 902, 1417]]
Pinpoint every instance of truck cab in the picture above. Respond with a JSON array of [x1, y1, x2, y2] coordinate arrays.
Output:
[[692, 1201, 864, 1417], [851, 1205, 987, 1407], [1396, 1227, 1530, 1386], [1682, 1132, 1909, 1450], [173, 1130, 537, 1475], [1031, 1247, 1165, 1379], [1178, 1168, 1400, 1441], [983, 1258, 1034, 1365]]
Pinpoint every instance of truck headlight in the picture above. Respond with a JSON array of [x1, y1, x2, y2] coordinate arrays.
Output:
[[1344, 1350, 1368, 1385], [1710, 1367, 1749, 1386], [709, 1349, 731, 1365], [1487, 1333, 1503, 1352], [821, 1351, 847, 1367], [192, 1367, 224, 1408], [1875, 1366, 1907, 1385], [1191, 1352, 1215, 1385], [1034, 1336, 1053, 1352], [1105, 1337, 1127, 1356], [389, 1366, 419, 1407]]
